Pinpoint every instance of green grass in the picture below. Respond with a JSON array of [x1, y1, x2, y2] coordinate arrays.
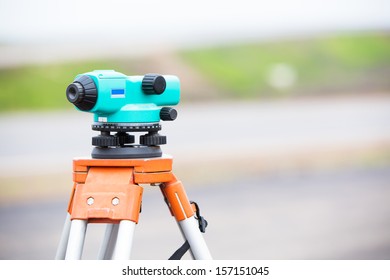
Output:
[[0, 32, 389, 112], [180, 32, 390, 98], [0, 60, 131, 111]]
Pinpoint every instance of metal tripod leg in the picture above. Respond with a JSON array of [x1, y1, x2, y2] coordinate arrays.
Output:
[[112, 220, 137, 260], [65, 219, 88, 260], [97, 224, 119, 260], [178, 216, 212, 259], [55, 213, 72, 260], [57, 219, 134, 260]]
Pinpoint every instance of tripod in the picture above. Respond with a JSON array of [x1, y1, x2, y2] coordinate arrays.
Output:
[[55, 133, 212, 260]]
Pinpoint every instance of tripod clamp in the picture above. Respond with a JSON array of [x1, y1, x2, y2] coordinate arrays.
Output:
[[168, 201, 208, 260], [191, 201, 208, 233]]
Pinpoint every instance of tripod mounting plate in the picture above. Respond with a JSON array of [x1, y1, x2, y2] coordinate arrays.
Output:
[[92, 145, 162, 159]]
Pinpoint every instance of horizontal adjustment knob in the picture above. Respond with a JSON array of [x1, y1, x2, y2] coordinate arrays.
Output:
[[160, 107, 177, 121]]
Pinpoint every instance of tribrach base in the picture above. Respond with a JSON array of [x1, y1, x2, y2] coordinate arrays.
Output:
[[91, 145, 162, 159], [55, 155, 212, 260]]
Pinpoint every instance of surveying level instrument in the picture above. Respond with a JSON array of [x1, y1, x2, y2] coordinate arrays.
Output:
[[56, 70, 212, 260]]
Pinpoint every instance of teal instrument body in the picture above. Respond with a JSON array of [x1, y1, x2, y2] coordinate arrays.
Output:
[[66, 70, 180, 124]]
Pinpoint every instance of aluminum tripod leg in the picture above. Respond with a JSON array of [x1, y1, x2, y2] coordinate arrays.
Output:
[[55, 213, 72, 260], [97, 224, 119, 260], [65, 219, 87, 260], [178, 216, 212, 259], [57, 219, 134, 260], [112, 220, 136, 260]]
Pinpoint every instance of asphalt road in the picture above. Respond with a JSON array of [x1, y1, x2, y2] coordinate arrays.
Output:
[[0, 95, 390, 259]]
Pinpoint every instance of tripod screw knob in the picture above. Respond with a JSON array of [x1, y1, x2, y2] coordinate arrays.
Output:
[[160, 107, 177, 121], [140, 132, 167, 146], [115, 132, 135, 145], [92, 135, 118, 147], [142, 74, 166, 95]]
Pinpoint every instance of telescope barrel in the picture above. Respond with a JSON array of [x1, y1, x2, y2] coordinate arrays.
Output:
[[65, 71, 179, 120]]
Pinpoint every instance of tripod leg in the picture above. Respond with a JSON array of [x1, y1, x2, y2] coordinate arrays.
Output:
[[65, 219, 88, 260], [112, 220, 136, 260], [161, 177, 212, 260], [55, 213, 72, 260], [97, 224, 119, 260], [178, 216, 211, 259]]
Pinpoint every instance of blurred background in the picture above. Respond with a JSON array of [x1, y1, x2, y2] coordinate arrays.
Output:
[[0, 0, 390, 259]]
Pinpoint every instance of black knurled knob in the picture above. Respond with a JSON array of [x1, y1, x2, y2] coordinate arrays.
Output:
[[140, 133, 167, 146], [92, 135, 118, 147], [142, 74, 166, 95], [115, 132, 135, 145], [160, 107, 177, 121]]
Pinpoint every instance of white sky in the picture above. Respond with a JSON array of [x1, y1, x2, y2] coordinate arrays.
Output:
[[0, 0, 389, 44], [0, 0, 389, 66]]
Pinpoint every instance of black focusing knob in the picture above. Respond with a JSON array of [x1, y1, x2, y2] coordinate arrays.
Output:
[[160, 107, 177, 121], [142, 74, 166, 95]]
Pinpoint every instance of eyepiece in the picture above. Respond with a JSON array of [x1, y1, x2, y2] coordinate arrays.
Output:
[[66, 75, 98, 111], [66, 82, 85, 104]]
